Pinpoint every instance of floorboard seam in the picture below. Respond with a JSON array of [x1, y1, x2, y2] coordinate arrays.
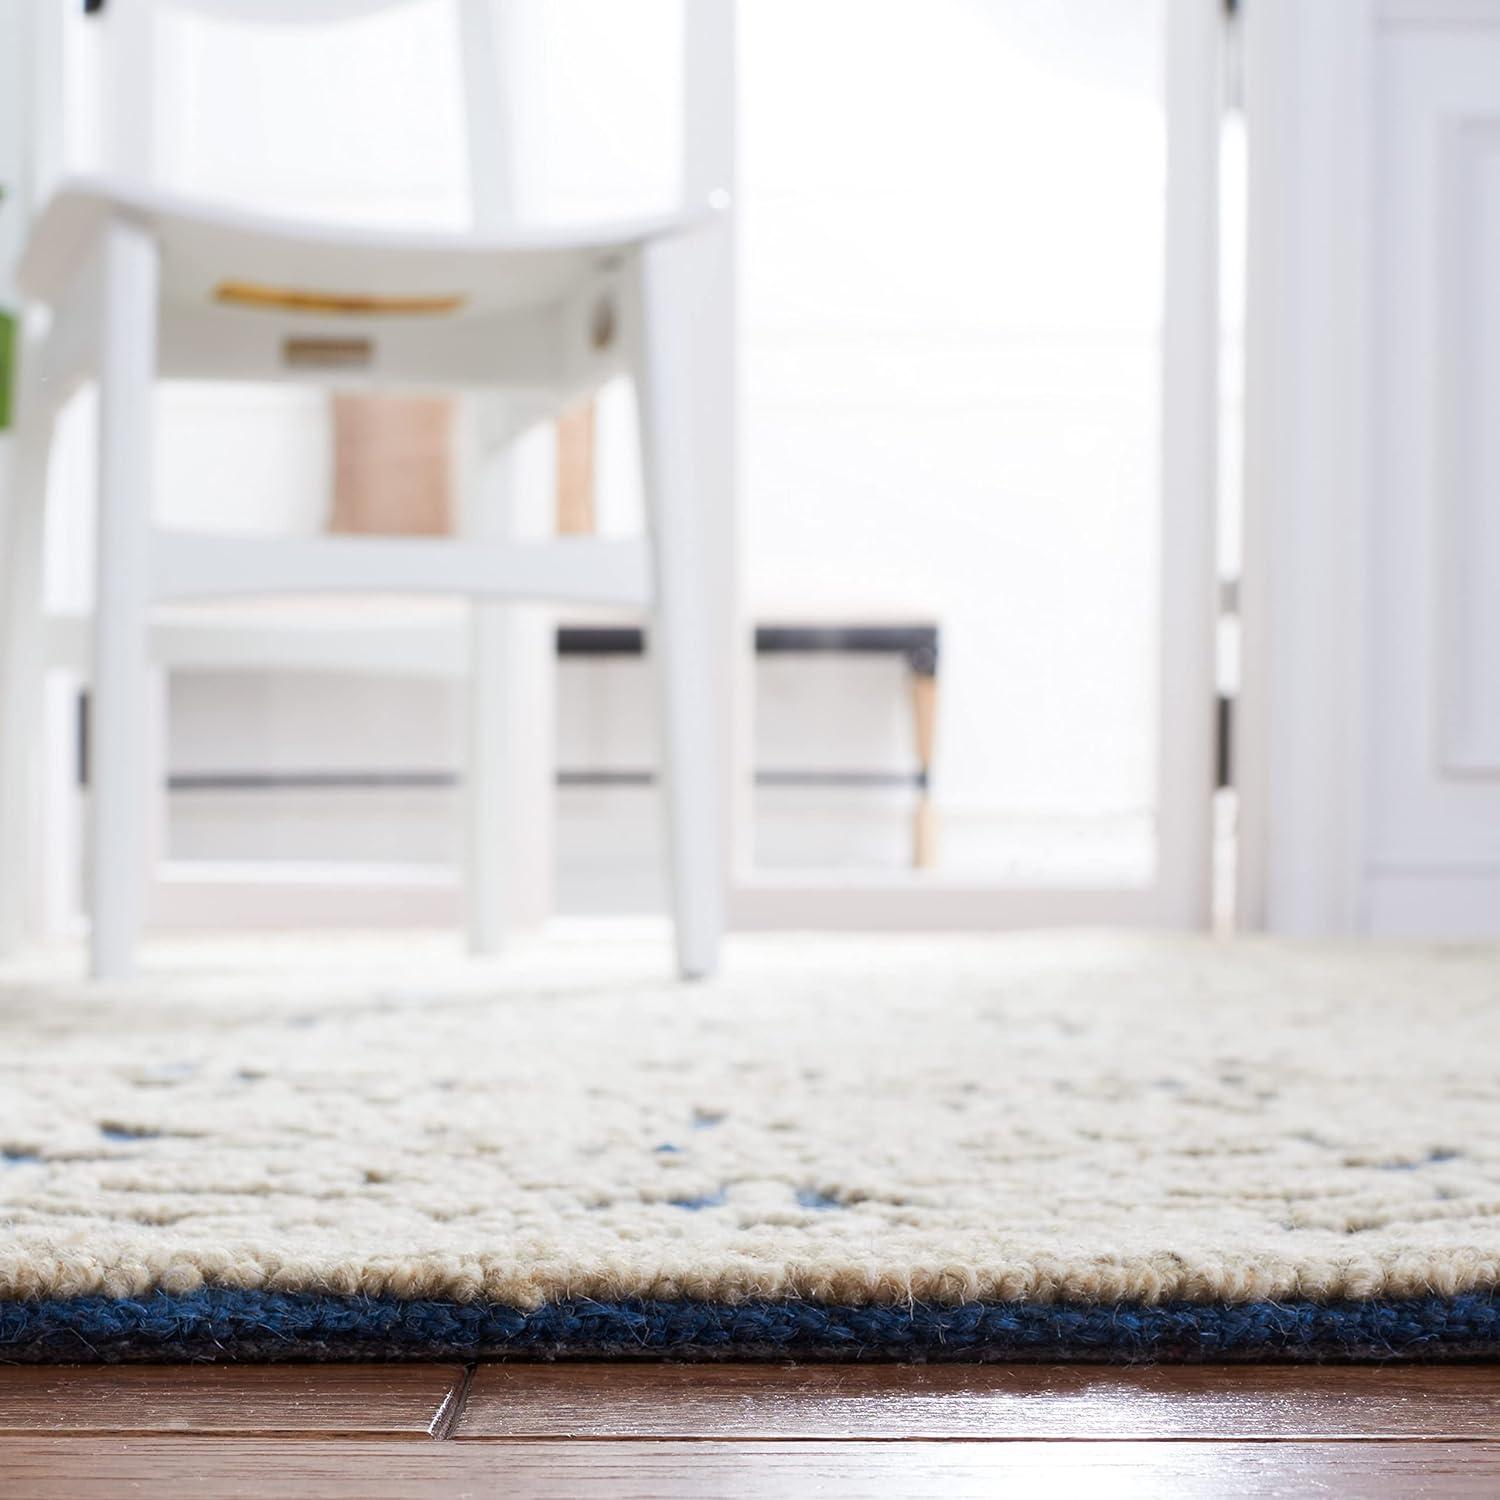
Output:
[[430, 1363, 477, 1440], [438, 1432, 1500, 1445]]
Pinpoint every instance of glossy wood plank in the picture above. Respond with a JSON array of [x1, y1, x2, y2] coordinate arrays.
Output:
[[0, 1364, 468, 1437], [458, 1361, 1500, 1440], [3, 1438, 1499, 1499]]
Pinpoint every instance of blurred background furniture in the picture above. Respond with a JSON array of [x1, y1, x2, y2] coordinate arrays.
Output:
[[553, 622, 939, 869], [3, 0, 1343, 947], [0, 0, 727, 979]]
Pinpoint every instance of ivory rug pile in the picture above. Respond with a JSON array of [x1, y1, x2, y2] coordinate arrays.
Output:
[[2, 929, 1499, 1362]]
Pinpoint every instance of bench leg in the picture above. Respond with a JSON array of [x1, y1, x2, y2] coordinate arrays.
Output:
[[912, 668, 940, 870]]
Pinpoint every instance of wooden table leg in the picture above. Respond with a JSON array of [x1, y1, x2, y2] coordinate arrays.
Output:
[[911, 665, 939, 869]]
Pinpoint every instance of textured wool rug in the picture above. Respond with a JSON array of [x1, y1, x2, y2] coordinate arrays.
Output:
[[2, 928, 1499, 1363]]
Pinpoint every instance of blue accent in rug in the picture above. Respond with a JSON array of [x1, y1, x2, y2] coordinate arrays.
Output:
[[3, 1291, 1500, 1363]]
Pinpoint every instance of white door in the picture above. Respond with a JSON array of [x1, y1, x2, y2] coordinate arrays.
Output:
[[730, 0, 1225, 930], [1238, 0, 1500, 938]]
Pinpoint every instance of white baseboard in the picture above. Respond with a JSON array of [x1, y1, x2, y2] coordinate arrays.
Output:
[[1363, 864, 1500, 939]]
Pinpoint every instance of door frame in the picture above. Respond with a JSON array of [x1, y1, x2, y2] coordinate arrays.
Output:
[[1233, 0, 1374, 934]]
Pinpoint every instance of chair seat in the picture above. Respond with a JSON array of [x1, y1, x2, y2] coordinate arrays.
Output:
[[18, 175, 695, 318], [19, 177, 707, 393]]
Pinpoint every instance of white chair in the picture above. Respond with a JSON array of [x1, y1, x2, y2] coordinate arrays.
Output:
[[0, 0, 726, 980]]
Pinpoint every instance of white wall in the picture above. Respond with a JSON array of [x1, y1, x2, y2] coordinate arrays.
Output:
[[1241, 0, 1500, 938]]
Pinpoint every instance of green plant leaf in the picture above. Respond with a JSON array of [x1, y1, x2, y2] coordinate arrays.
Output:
[[0, 308, 15, 431]]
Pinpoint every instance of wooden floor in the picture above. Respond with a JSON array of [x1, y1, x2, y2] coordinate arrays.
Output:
[[2, 1361, 1499, 1497]]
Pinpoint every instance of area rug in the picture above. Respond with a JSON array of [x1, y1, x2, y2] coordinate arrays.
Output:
[[2, 929, 1499, 1363]]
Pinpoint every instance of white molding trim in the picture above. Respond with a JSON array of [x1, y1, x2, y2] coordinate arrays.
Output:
[[729, 877, 1161, 933], [1364, 865, 1500, 938], [1155, 0, 1222, 927], [1367, 855, 1500, 876], [1379, 0, 1500, 26], [1433, 114, 1500, 779]]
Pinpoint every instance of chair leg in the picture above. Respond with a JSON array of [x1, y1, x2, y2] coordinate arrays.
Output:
[[89, 221, 159, 981], [460, 397, 554, 954], [0, 393, 54, 956], [632, 237, 725, 980]]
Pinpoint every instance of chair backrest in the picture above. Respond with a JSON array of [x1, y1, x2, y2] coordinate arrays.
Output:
[[29, 0, 516, 232], [7, 0, 732, 265]]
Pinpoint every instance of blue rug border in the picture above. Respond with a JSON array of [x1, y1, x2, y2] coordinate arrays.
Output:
[[4, 1290, 1500, 1362]]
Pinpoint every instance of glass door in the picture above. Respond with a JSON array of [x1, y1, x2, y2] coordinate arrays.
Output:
[[732, 0, 1221, 928]]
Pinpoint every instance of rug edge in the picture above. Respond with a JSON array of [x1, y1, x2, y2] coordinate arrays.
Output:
[[4, 1290, 1500, 1364]]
